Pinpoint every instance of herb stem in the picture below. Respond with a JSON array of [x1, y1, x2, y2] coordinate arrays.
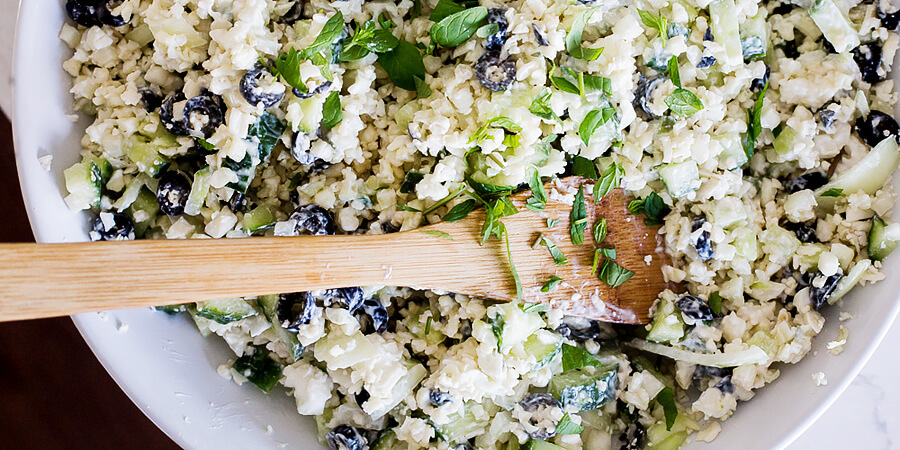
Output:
[[421, 185, 467, 216]]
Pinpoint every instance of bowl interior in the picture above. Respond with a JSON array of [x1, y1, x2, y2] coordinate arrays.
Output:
[[12, 0, 900, 448]]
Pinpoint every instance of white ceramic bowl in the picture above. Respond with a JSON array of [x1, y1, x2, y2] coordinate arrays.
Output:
[[11, 1, 900, 448]]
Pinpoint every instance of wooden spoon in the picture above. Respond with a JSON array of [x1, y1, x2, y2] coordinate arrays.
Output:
[[0, 177, 668, 324]]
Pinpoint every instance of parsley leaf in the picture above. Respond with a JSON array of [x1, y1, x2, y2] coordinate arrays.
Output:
[[556, 413, 584, 435], [638, 9, 668, 38], [421, 230, 452, 239], [709, 291, 723, 316], [540, 235, 568, 265], [571, 156, 599, 179], [569, 185, 587, 245], [561, 343, 604, 371], [541, 276, 563, 292], [594, 162, 623, 200], [566, 7, 604, 61], [745, 81, 768, 159], [656, 387, 678, 431], [377, 40, 426, 91], [598, 260, 634, 287], [592, 217, 608, 243], [442, 198, 477, 222], [666, 88, 704, 117], [529, 88, 559, 122], [579, 107, 616, 146], [627, 192, 670, 225], [400, 171, 424, 194], [321, 91, 342, 130], [821, 188, 844, 197], [430, 6, 488, 47], [525, 168, 547, 211], [470, 117, 522, 143], [274, 48, 307, 93]]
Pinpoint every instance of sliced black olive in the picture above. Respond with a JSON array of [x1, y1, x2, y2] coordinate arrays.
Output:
[[156, 170, 192, 216], [66, 0, 127, 27], [354, 388, 370, 407], [475, 51, 516, 92], [675, 295, 715, 321], [358, 297, 388, 333], [556, 316, 604, 342], [619, 421, 647, 450], [852, 42, 884, 84], [279, 0, 304, 24], [90, 212, 135, 241], [519, 393, 563, 440], [784, 171, 829, 193], [750, 65, 769, 91], [182, 90, 227, 138], [227, 191, 247, 212], [809, 272, 842, 309], [703, 26, 714, 41], [240, 62, 285, 109], [785, 222, 819, 243], [691, 217, 714, 261], [822, 38, 837, 54], [139, 87, 163, 112], [429, 389, 452, 406], [855, 110, 900, 147], [693, 365, 733, 380], [772, 2, 793, 15], [294, 81, 333, 100], [381, 221, 400, 234], [323, 287, 365, 313], [532, 24, 549, 46], [696, 55, 716, 69], [453, 444, 474, 450], [485, 8, 509, 51], [457, 319, 472, 339], [715, 375, 735, 394], [277, 292, 317, 330], [881, 10, 900, 30], [159, 92, 189, 136], [290, 131, 318, 165], [325, 424, 367, 450], [815, 103, 838, 132], [290, 204, 335, 235], [634, 74, 663, 120], [781, 39, 800, 59]]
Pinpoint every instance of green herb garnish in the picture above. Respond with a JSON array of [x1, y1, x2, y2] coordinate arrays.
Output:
[[547, 218, 560, 229], [400, 171, 425, 194], [442, 198, 477, 222], [667, 55, 681, 87], [561, 343, 604, 371], [745, 81, 768, 160], [430, 6, 488, 47], [541, 276, 563, 292], [656, 387, 678, 431], [592, 217, 608, 243], [566, 7, 604, 61], [569, 185, 587, 245], [598, 260, 634, 287], [821, 188, 844, 197], [666, 88, 704, 117], [709, 291, 723, 316], [579, 107, 616, 146], [339, 20, 400, 61], [321, 91, 343, 130], [377, 40, 426, 91], [421, 230, 452, 239], [571, 156, 599, 179], [594, 162, 624, 200], [429, 0, 467, 22], [528, 88, 560, 122], [489, 310, 505, 352], [520, 302, 549, 313], [525, 168, 547, 211], [475, 22, 500, 38], [299, 12, 345, 59], [627, 192, 670, 226], [556, 413, 584, 435], [274, 48, 307, 93], [540, 235, 568, 265], [470, 117, 522, 143], [638, 9, 668, 38]]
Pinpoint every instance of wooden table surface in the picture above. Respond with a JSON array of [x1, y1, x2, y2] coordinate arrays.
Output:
[[0, 112, 177, 448]]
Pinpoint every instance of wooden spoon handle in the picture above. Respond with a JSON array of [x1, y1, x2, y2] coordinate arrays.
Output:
[[0, 228, 508, 322]]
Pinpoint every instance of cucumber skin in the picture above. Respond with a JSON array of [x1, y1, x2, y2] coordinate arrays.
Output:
[[233, 346, 283, 393], [869, 216, 898, 261]]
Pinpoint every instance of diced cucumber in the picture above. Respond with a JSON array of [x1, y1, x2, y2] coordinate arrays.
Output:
[[297, 96, 325, 133], [490, 303, 546, 354], [523, 329, 562, 370], [717, 133, 747, 170], [740, 11, 768, 61], [243, 205, 276, 233], [707, 196, 747, 229], [113, 173, 151, 211], [125, 24, 154, 45], [524, 441, 566, 450], [407, 308, 446, 348], [223, 153, 256, 193], [506, 438, 522, 450], [366, 362, 427, 419], [233, 346, 283, 393], [395, 100, 422, 129], [869, 216, 900, 261], [646, 297, 684, 344], [149, 16, 205, 48], [646, 429, 688, 450], [760, 225, 801, 266], [371, 430, 399, 450], [124, 130, 173, 177], [746, 330, 777, 356], [766, 125, 797, 163], [808, 0, 860, 54], [83, 154, 112, 185], [709, 0, 743, 67], [645, 409, 698, 449], [128, 187, 160, 236], [315, 406, 335, 444], [437, 401, 499, 443], [829, 259, 872, 304], [816, 137, 900, 209], [184, 166, 212, 216], [186, 304, 212, 337], [257, 294, 303, 362], [195, 298, 259, 324], [314, 329, 378, 369], [63, 161, 102, 210], [731, 226, 759, 261], [154, 304, 186, 315], [657, 160, 700, 198], [549, 366, 618, 411]]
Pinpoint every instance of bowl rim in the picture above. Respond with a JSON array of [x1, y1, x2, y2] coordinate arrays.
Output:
[[10, 3, 900, 449]]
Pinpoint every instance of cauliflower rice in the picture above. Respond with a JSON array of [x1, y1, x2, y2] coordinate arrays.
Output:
[[59, 0, 900, 447]]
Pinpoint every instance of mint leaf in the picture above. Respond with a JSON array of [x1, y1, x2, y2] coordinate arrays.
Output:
[[593, 162, 623, 200], [541, 235, 568, 265], [579, 107, 616, 146], [414, 76, 432, 99], [520, 302, 549, 313], [321, 91, 342, 130], [430, 6, 488, 47], [299, 12, 345, 59], [583, 74, 612, 96], [665, 88, 703, 117], [745, 81, 768, 159], [598, 260, 634, 287], [429, 0, 466, 22], [247, 112, 287, 161], [667, 55, 681, 88], [469, 116, 522, 143], [442, 198, 477, 222], [274, 48, 307, 93], [561, 343, 604, 371], [377, 40, 426, 91], [628, 192, 670, 225], [571, 156, 599, 179], [638, 9, 668, 37], [569, 185, 587, 245], [555, 413, 584, 435], [821, 188, 844, 197], [421, 230, 452, 239], [567, 7, 604, 60], [529, 88, 559, 122], [709, 291, 723, 316], [525, 168, 547, 211], [475, 22, 500, 38], [656, 387, 678, 431], [541, 276, 563, 292], [592, 217, 608, 243]]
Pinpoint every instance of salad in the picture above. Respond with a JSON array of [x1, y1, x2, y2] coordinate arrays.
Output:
[[59, 0, 900, 447]]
